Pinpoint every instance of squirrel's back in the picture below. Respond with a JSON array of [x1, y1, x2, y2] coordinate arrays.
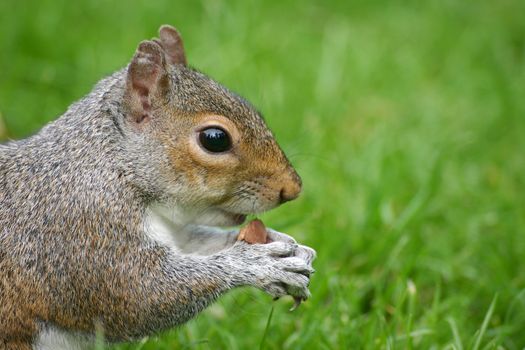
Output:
[[0, 70, 148, 343], [0, 69, 137, 236]]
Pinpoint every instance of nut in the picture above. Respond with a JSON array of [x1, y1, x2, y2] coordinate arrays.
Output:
[[237, 219, 270, 244]]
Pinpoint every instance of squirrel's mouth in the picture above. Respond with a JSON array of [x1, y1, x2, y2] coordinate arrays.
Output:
[[233, 214, 247, 225], [221, 211, 247, 226]]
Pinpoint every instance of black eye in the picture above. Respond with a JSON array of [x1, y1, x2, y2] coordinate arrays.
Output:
[[198, 127, 232, 153]]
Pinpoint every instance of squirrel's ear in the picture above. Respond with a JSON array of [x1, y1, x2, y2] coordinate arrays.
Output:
[[126, 40, 167, 124], [156, 25, 187, 66]]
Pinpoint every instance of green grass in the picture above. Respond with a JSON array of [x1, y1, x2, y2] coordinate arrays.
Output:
[[2, 0, 525, 348]]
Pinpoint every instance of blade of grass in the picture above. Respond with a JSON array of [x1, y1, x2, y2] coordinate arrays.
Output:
[[447, 317, 463, 350], [406, 280, 417, 350], [472, 294, 498, 350], [259, 306, 275, 350]]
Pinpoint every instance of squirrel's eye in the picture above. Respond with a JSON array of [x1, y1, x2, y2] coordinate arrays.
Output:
[[198, 127, 232, 153]]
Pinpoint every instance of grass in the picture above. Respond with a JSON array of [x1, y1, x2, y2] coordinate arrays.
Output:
[[1, 0, 525, 348]]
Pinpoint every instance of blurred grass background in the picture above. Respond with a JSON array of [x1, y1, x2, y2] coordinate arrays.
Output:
[[1, 0, 525, 348]]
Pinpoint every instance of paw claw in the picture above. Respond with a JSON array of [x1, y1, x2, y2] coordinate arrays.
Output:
[[290, 297, 303, 311]]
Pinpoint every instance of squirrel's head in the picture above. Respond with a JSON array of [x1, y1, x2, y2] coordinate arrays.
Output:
[[121, 25, 301, 226]]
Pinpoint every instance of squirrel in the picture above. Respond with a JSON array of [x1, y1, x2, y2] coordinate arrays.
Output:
[[0, 25, 316, 349]]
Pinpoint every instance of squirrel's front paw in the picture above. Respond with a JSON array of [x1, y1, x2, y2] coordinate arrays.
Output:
[[227, 241, 315, 300], [266, 228, 317, 266]]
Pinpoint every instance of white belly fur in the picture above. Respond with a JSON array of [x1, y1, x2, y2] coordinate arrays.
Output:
[[34, 325, 92, 350]]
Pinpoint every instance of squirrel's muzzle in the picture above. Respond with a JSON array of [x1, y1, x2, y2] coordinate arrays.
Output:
[[277, 169, 302, 204]]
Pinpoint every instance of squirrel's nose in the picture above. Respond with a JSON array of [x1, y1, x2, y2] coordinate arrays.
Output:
[[278, 173, 302, 204]]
